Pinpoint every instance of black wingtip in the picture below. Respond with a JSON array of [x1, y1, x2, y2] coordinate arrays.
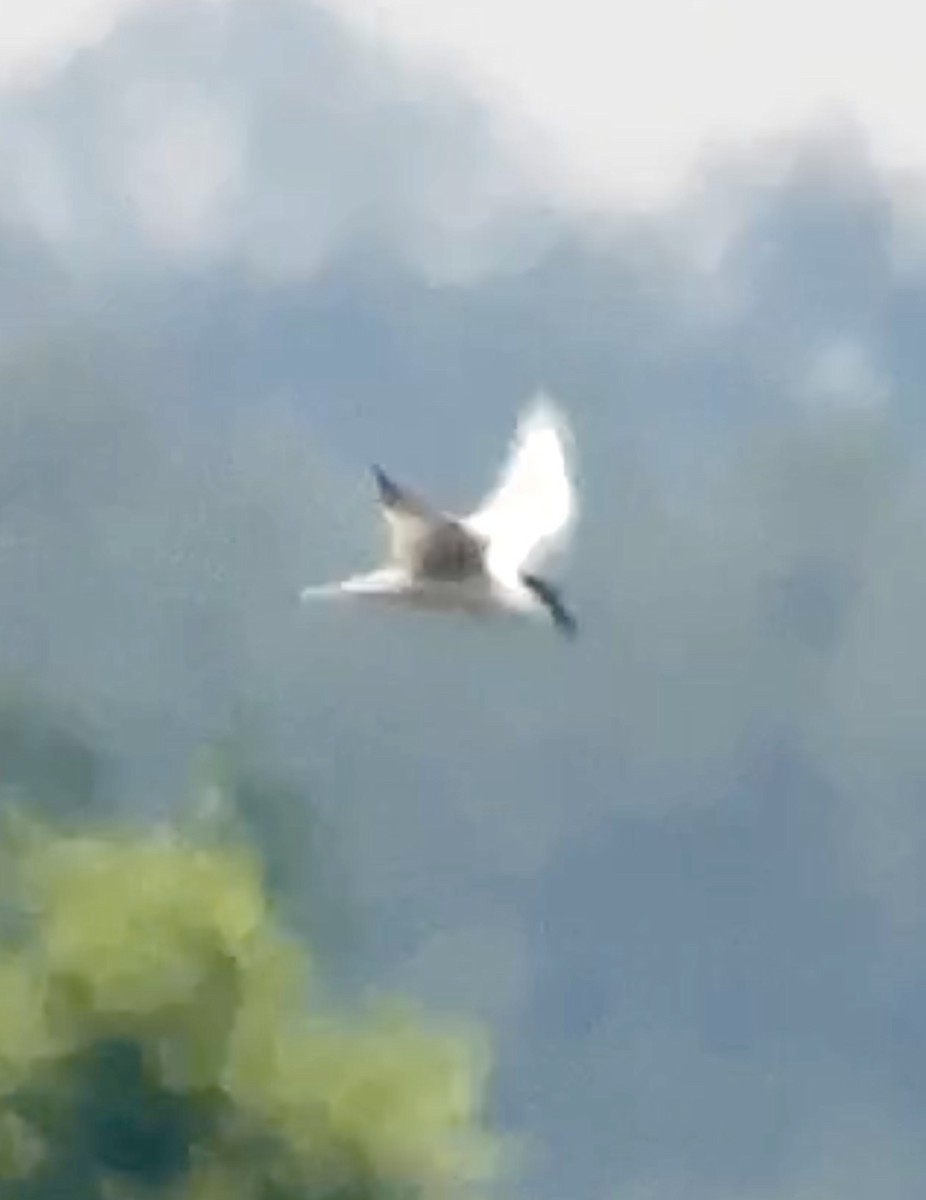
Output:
[[372, 465, 402, 506], [550, 604, 578, 640], [556, 609, 579, 639], [521, 572, 578, 640]]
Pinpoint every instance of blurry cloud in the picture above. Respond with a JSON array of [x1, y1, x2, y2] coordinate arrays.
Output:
[[323, 0, 926, 212], [393, 918, 533, 1030], [800, 336, 889, 412], [120, 79, 243, 255], [0, 0, 555, 281], [0, 0, 144, 86], [622, 1100, 925, 1200]]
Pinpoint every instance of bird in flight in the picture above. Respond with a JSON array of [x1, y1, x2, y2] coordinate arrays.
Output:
[[300, 394, 579, 636]]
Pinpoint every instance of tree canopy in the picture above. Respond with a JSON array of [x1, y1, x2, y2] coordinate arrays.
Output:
[[0, 814, 498, 1200]]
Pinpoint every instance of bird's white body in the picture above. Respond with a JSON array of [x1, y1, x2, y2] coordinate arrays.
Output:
[[300, 394, 578, 634], [309, 569, 534, 618]]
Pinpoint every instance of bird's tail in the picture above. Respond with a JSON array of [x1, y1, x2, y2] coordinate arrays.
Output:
[[299, 582, 343, 601], [301, 568, 406, 602]]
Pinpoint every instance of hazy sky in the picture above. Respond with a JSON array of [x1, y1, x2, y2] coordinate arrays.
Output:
[[0, 0, 139, 83], [7, 0, 926, 208], [323, 0, 926, 206], [2, 5, 926, 1200]]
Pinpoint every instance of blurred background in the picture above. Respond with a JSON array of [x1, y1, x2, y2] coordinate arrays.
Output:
[[1, 2, 926, 1198]]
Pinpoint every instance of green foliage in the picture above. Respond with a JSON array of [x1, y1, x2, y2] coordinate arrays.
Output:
[[0, 819, 497, 1200]]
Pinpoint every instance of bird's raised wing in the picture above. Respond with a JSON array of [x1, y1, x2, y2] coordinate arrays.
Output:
[[372, 466, 443, 568], [463, 394, 577, 576]]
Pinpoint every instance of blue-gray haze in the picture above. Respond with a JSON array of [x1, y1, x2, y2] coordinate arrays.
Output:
[[0, 2, 925, 1197]]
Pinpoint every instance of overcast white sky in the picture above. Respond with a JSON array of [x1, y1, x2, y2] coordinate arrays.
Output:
[[324, 0, 926, 204], [0, 0, 138, 84], [4, 0, 926, 210]]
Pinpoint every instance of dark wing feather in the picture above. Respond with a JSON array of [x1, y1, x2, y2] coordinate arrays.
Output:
[[372, 466, 442, 568], [372, 466, 485, 579]]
